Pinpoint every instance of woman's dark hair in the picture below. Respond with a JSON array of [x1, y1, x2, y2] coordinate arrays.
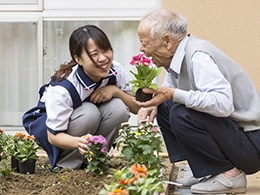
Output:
[[52, 25, 113, 82]]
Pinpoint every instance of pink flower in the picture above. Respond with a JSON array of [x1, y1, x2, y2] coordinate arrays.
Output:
[[121, 122, 130, 127], [140, 119, 148, 124], [101, 147, 107, 153], [86, 135, 107, 145], [140, 57, 151, 66], [151, 127, 158, 132], [130, 54, 144, 65]]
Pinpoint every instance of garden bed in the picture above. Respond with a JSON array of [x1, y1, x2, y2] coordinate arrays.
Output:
[[0, 156, 174, 195]]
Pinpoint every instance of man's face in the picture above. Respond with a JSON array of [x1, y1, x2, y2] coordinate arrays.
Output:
[[137, 22, 173, 68]]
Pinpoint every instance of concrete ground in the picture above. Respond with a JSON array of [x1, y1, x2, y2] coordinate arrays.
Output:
[[172, 162, 260, 195]]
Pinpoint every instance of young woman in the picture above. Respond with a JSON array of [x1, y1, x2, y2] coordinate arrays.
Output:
[[24, 25, 139, 171]]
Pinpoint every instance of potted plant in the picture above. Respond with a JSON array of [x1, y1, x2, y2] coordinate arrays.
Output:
[[7, 132, 41, 174], [126, 54, 162, 102], [6, 132, 25, 172]]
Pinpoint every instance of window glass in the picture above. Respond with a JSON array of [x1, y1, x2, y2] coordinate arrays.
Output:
[[0, 22, 38, 126]]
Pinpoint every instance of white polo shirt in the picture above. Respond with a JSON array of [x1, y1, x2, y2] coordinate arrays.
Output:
[[41, 61, 132, 133]]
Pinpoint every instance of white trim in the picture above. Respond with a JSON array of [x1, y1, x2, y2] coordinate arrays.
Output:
[[42, 9, 148, 21], [0, 12, 40, 22], [0, 0, 42, 11]]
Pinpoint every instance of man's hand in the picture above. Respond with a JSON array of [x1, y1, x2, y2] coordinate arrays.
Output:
[[137, 106, 157, 125], [134, 86, 175, 107]]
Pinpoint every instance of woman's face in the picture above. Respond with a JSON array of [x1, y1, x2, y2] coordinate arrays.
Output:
[[76, 38, 113, 83]]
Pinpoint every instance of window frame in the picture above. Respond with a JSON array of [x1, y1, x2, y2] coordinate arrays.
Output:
[[0, 0, 43, 11]]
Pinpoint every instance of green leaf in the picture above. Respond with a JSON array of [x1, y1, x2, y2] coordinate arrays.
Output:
[[149, 83, 158, 90], [132, 85, 141, 95], [122, 147, 133, 160]]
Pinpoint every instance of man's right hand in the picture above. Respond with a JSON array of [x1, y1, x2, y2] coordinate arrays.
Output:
[[137, 106, 158, 125]]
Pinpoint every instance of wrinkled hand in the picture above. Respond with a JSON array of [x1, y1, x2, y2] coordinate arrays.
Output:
[[137, 106, 157, 125], [134, 86, 175, 108], [89, 85, 117, 104], [78, 134, 92, 155]]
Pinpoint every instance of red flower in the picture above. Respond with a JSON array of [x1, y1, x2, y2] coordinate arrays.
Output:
[[0, 129, 3, 133], [131, 177, 138, 185], [118, 179, 129, 185]]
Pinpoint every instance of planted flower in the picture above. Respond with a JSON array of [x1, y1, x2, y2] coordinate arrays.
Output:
[[84, 135, 109, 175], [99, 163, 163, 195], [115, 121, 165, 177], [126, 54, 163, 102]]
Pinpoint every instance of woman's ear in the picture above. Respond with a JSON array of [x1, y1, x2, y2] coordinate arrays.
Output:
[[163, 33, 174, 50], [74, 55, 80, 65]]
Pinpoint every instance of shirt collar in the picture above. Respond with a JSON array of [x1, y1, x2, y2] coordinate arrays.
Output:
[[76, 65, 117, 90], [168, 34, 190, 74]]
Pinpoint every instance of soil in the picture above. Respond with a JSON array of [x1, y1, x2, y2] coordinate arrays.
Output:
[[0, 156, 129, 195], [0, 156, 174, 195], [135, 89, 153, 102]]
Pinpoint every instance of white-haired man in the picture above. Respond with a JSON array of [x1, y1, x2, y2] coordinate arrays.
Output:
[[135, 9, 260, 194]]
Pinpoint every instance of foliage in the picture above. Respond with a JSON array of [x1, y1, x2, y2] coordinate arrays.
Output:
[[0, 129, 7, 158], [6, 132, 41, 162], [0, 158, 15, 177], [115, 120, 165, 178], [84, 135, 109, 175], [126, 54, 162, 95], [99, 163, 163, 195]]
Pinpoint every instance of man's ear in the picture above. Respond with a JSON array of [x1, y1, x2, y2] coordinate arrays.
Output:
[[163, 33, 174, 49]]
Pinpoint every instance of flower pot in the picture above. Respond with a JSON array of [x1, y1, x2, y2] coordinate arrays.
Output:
[[135, 88, 153, 102], [19, 159, 36, 174], [11, 157, 20, 172]]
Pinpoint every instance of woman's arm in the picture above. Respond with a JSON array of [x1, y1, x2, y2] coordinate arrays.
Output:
[[47, 131, 90, 154], [89, 85, 140, 114]]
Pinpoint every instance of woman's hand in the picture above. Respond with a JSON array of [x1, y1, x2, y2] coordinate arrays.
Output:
[[89, 85, 118, 104], [77, 134, 92, 155]]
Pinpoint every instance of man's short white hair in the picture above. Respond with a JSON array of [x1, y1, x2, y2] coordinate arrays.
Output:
[[142, 9, 187, 41]]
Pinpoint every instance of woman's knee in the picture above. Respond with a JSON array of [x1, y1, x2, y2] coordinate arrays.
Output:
[[68, 102, 101, 135], [100, 98, 130, 123]]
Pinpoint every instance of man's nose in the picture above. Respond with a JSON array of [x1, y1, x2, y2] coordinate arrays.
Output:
[[139, 44, 144, 52]]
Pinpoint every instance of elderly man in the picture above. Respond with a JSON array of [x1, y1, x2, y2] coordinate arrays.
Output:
[[135, 9, 260, 194]]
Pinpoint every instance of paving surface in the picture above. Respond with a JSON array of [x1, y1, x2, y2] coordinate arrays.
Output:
[[170, 162, 260, 195]]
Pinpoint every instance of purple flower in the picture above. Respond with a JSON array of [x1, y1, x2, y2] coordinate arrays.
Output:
[[101, 147, 107, 153], [86, 135, 107, 145]]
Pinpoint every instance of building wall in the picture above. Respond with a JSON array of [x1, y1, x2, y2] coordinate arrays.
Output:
[[162, 0, 260, 91]]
